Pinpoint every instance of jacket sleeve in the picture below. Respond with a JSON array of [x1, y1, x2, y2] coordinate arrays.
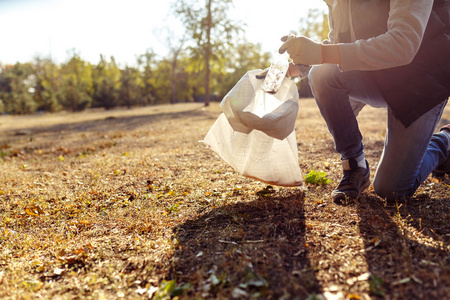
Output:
[[326, 5, 336, 44], [339, 0, 433, 72]]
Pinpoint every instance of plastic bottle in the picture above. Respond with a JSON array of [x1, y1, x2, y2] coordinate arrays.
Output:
[[262, 52, 290, 94]]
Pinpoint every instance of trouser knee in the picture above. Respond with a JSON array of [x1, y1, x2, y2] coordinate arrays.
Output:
[[372, 178, 392, 200], [308, 64, 341, 103], [373, 177, 412, 201]]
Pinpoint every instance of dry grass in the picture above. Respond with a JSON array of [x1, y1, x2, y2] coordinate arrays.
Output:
[[0, 100, 449, 299]]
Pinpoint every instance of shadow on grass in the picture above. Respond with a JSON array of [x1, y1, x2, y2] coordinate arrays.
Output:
[[170, 190, 322, 299], [1, 108, 212, 142], [357, 195, 450, 299]]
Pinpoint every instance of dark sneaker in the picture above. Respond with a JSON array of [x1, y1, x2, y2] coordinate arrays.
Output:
[[332, 158, 370, 203], [432, 154, 450, 178], [432, 125, 450, 178]]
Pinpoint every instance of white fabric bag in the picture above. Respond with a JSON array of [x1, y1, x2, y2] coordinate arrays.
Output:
[[204, 69, 303, 186]]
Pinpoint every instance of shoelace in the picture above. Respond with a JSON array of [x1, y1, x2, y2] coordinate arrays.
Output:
[[338, 170, 358, 187]]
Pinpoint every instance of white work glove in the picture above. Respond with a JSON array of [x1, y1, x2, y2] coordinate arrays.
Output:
[[256, 33, 300, 80], [278, 36, 322, 66]]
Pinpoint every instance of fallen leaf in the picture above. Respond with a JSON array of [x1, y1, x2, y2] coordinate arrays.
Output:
[[25, 208, 40, 217], [392, 277, 411, 286], [53, 268, 65, 275], [135, 288, 147, 295]]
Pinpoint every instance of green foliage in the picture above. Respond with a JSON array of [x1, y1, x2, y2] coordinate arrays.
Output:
[[369, 274, 385, 296], [306, 294, 322, 300], [33, 57, 62, 112], [172, 0, 244, 105], [154, 280, 192, 299], [148, 59, 172, 105], [218, 39, 271, 98], [136, 50, 158, 105], [305, 170, 331, 185], [0, 63, 37, 114], [91, 55, 120, 109], [92, 77, 117, 109], [59, 51, 94, 111], [297, 8, 330, 41], [0, 1, 294, 113], [165, 201, 181, 214], [119, 66, 142, 108], [172, 0, 240, 55]]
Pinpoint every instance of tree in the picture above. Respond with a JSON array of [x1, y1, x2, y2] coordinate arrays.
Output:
[[297, 8, 329, 42], [136, 50, 159, 105], [172, 0, 243, 106], [118, 66, 142, 108], [33, 57, 61, 112], [92, 55, 121, 109], [218, 39, 271, 98], [153, 25, 187, 104], [149, 58, 173, 104], [0, 63, 37, 114], [59, 50, 93, 111]]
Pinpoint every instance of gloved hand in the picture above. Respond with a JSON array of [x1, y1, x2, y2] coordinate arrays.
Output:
[[256, 33, 298, 79], [279, 36, 322, 66]]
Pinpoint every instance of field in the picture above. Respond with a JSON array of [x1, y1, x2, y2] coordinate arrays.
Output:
[[0, 99, 449, 299]]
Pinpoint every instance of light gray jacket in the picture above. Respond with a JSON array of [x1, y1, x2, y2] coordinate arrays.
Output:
[[324, 0, 434, 72]]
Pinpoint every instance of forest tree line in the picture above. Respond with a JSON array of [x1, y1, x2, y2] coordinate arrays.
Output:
[[0, 2, 328, 115], [0, 44, 272, 114]]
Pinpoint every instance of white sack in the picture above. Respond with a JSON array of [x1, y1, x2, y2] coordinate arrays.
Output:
[[204, 69, 303, 186]]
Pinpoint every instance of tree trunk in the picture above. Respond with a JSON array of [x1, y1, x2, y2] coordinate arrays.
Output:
[[171, 53, 177, 104], [204, 0, 212, 107]]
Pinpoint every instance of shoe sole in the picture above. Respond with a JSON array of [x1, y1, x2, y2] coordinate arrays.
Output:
[[432, 171, 447, 179]]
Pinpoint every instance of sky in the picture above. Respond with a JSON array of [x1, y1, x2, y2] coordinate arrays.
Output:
[[0, 0, 326, 67]]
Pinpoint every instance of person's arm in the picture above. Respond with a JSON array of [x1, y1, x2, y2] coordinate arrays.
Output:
[[339, 0, 433, 71], [322, 44, 341, 65], [279, 37, 341, 66], [322, 3, 340, 65], [325, 2, 336, 44]]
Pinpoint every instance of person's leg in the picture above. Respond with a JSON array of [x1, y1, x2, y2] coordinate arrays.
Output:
[[308, 64, 386, 201], [432, 124, 450, 178], [308, 64, 386, 160], [373, 100, 448, 200], [308, 64, 449, 201]]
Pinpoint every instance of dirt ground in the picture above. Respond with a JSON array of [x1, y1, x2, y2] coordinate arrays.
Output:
[[0, 100, 449, 299]]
